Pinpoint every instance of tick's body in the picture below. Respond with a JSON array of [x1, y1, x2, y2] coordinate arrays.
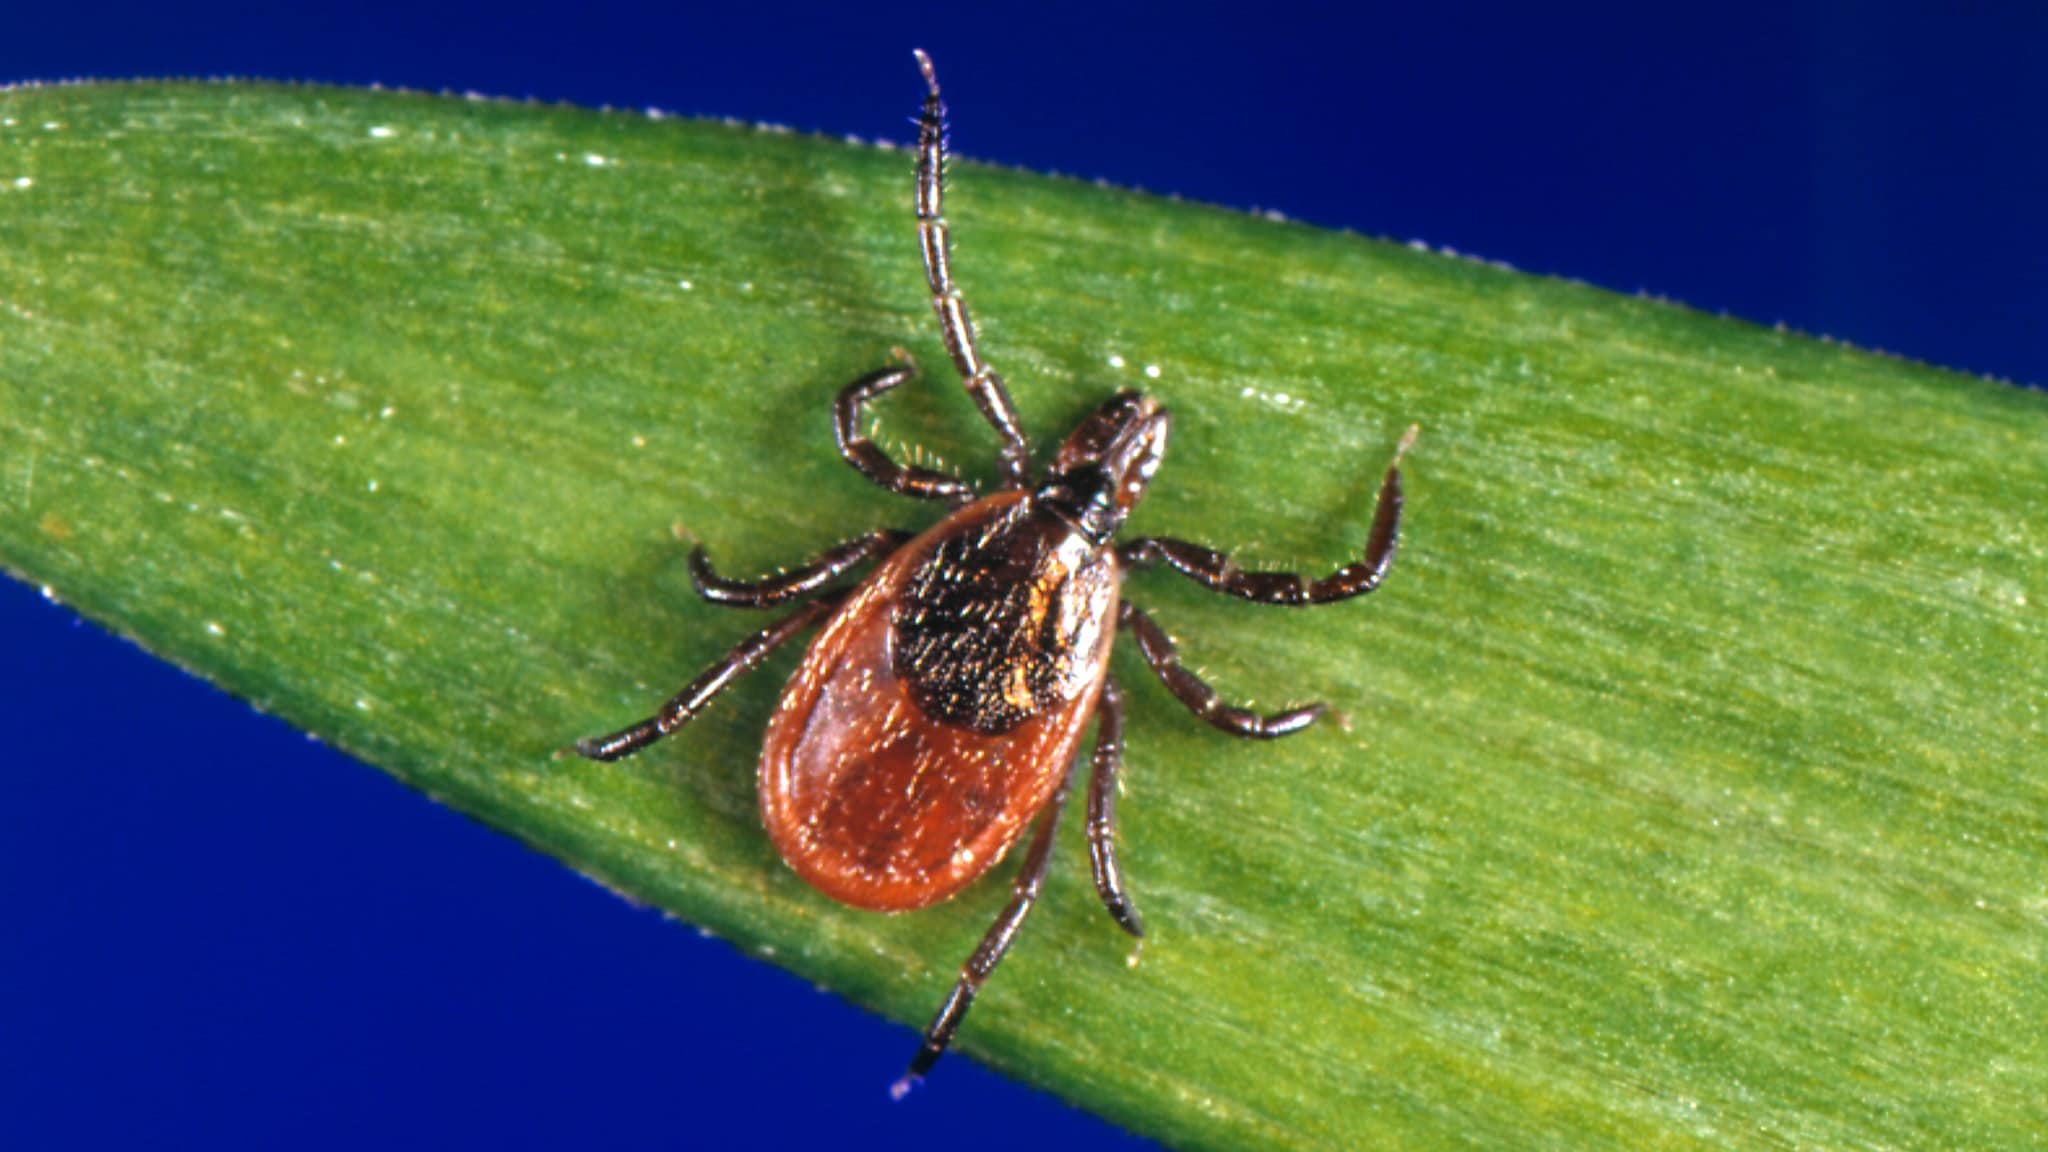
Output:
[[576, 51, 1414, 1091], [763, 490, 1118, 912]]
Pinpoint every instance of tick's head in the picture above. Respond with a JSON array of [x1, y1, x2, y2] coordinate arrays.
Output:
[[1040, 390, 1171, 544]]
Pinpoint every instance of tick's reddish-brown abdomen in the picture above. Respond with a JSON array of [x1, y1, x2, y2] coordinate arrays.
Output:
[[759, 491, 1118, 912]]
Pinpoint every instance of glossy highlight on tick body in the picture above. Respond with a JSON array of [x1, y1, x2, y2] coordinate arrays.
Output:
[[575, 49, 1416, 1093]]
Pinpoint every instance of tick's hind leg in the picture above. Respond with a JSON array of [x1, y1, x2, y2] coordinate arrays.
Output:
[[689, 530, 911, 609], [836, 361, 976, 506], [1118, 425, 1418, 605], [893, 772, 1074, 1097], [574, 597, 837, 762], [1121, 603, 1326, 739], [1086, 678, 1144, 938], [911, 50, 1032, 488]]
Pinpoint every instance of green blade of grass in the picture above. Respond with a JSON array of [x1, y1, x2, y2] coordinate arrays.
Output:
[[2, 82, 2043, 1150]]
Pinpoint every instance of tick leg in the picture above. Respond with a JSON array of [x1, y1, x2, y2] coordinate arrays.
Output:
[[912, 50, 1032, 489], [1117, 425, 1418, 605], [1121, 602, 1325, 739], [1086, 678, 1144, 938], [689, 530, 911, 609], [836, 361, 977, 507], [574, 598, 836, 762], [893, 771, 1073, 1095]]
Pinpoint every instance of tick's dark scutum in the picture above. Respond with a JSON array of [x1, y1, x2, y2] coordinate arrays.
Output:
[[893, 498, 1120, 735]]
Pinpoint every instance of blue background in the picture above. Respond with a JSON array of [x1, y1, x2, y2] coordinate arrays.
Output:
[[3, 4, 2042, 1149]]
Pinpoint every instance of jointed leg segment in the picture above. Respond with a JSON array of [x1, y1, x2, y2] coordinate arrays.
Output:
[[1118, 425, 1417, 605], [913, 49, 1032, 489], [895, 771, 1074, 1094], [689, 531, 911, 609], [1085, 678, 1144, 938], [1121, 602, 1326, 739], [835, 363, 977, 506], [573, 597, 837, 762]]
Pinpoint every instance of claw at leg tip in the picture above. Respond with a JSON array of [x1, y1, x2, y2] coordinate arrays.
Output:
[[889, 1073, 923, 1102]]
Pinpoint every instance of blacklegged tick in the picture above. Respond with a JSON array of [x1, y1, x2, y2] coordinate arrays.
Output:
[[576, 49, 1416, 1094]]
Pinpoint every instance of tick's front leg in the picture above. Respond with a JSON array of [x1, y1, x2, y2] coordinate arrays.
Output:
[[912, 50, 1032, 488]]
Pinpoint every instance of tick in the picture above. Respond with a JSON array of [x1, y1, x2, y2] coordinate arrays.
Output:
[[576, 50, 1415, 1093]]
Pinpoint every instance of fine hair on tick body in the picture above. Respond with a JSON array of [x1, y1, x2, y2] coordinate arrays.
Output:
[[575, 49, 1416, 1096]]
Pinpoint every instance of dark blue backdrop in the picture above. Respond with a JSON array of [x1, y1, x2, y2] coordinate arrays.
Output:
[[3, 5, 2042, 1149]]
